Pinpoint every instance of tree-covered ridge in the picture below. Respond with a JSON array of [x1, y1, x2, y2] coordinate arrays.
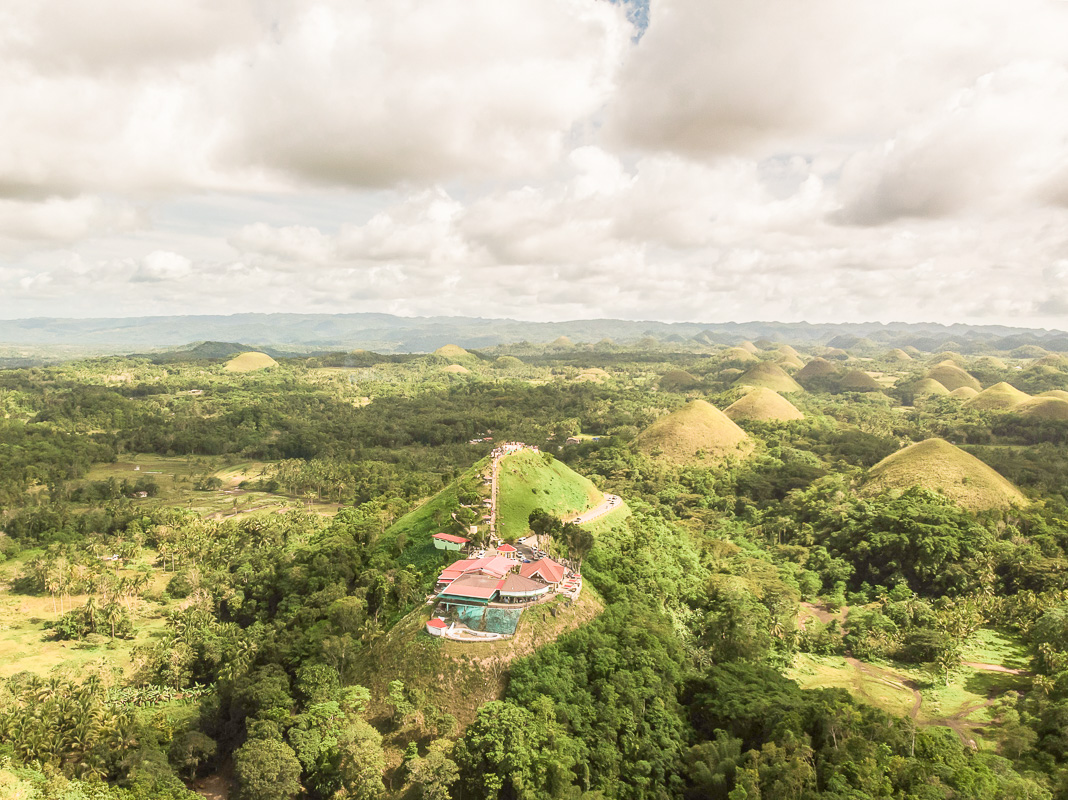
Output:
[[2, 345, 1068, 797]]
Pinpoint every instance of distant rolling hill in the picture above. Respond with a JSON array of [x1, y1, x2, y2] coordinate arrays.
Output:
[[1, 313, 1067, 356]]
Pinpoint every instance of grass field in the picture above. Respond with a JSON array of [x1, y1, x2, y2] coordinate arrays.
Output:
[[85, 454, 340, 519], [0, 549, 173, 679], [788, 627, 1031, 751], [497, 450, 602, 540]]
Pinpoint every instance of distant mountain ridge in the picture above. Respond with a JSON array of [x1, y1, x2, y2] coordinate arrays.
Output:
[[0, 312, 1066, 355]]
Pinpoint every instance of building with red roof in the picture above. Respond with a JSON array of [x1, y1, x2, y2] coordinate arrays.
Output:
[[499, 573, 551, 602], [496, 543, 518, 559], [519, 557, 567, 589], [435, 555, 515, 588], [425, 618, 448, 636], [432, 533, 470, 551], [438, 574, 504, 605]]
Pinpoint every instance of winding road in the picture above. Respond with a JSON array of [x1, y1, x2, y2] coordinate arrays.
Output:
[[569, 494, 623, 525]]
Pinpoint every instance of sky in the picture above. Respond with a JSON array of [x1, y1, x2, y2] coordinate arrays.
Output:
[[2, 0, 1068, 326]]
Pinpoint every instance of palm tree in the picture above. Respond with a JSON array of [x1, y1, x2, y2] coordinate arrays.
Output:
[[103, 601, 124, 639], [83, 595, 100, 634]]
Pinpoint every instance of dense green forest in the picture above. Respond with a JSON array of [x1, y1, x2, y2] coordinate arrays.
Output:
[[3, 341, 1068, 799]]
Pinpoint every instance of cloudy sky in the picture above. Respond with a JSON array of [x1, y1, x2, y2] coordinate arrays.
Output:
[[2, 0, 1068, 326]]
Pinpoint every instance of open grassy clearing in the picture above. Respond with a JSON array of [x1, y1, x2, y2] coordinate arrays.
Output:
[[788, 628, 1032, 750], [962, 627, 1031, 671], [0, 550, 174, 679], [84, 454, 340, 518]]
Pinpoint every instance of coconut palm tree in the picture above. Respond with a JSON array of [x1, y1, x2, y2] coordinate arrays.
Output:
[[103, 601, 124, 639]]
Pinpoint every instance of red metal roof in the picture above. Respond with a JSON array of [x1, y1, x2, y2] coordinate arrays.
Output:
[[496, 544, 517, 552], [433, 533, 470, 544], [500, 573, 550, 595], [439, 573, 502, 600], [519, 558, 566, 584], [426, 618, 447, 628], [436, 555, 514, 585]]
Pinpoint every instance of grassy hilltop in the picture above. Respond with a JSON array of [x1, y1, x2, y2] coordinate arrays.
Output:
[[497, 449, 603, 539]]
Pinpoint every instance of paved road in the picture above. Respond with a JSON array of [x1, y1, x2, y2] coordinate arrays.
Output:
[[570, 494, 622, 525], [489, 454, 500, 539]]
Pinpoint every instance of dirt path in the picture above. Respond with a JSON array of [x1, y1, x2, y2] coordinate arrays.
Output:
[[798, 601, 848, 629], [842, 657, 1005, 747], [193, 761, 233, 799], [846, 657, 922, 718], [962, 661, 1028, 675], [943, 698, 998, 750]]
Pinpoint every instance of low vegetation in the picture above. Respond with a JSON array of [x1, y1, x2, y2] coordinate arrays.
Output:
[[1, 337, 1068, 799]]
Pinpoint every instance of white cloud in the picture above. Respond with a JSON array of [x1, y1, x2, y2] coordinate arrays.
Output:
[[0, 0, 629, 199], [0, 196, 144, 251], [608, 0, 1068, 159], [3, 0, 1068, 328], [835, 62, 1068, 224], [131, 251, 194, 283]]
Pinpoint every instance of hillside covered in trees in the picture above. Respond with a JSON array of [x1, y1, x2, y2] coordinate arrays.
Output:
[[3, 337, 1068, 799]]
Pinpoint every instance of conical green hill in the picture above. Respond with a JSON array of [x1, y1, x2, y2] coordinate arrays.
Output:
[[720, 347, 759, 363], [1011, 345, 1048, 358], [838, 370, 883, 392], [635, 399, 753, 464], [965, 382, 1030, 411], [434, 344, 472, 359], [1016, 397, 1068, 421], [886, 348, 913, 361], [949, 386, 980, 399], [739, 341, 760, 354], [926, 363, 981, 392], [974, 356, 1007, 370], [659, 369, 700, 391], [724, 388, 804, 423], [1040, 390, 1068, 401], [1035, 354, 1068, 369], [734, 362, 804, 393], [775, 352, 805, 370], [496, 449, 609, 539], [863, 438, 1026, 511], [911, 378, 950, 397], [929, 351, 965, 365], [224, 351, 278, 372], [776, 344, 801, 359], [443, 364, 471, 374], [796, 358, 838, 382]]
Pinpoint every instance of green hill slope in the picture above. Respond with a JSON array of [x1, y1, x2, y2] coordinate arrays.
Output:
[[724, 388, 804, 422], [926, 362, 981, 392], [733, 362, 804, 393], [635, 399, 753, 464], [353, 589, 604, 730], [863, 438, 1026, 511], [224, 351, 278, 372], [966, 382, 1030, 411], [497, 450, 603, 539]]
